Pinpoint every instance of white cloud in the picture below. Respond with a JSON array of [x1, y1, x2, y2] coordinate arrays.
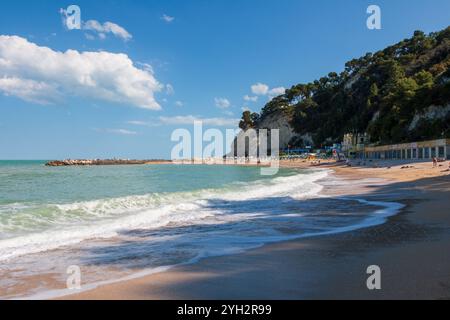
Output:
[[243, 95, 258, 102], [175, 100, 183, 107], [0, 77, 60, 104], [269, 86, 286, 96], [126, 120, 161, 127], [60, 9, 133, 41], [136, 62, 154, 74], [95, 128, 138, 135], [159, 115, 238, 127], [214, 97, 231, 109], [241, 106, 252, 112], [0, 35, 163, 109], [129, 115, 238, 127], [161, 14, 175, 23], [251, 83, 269, 95], [82, 20, 132, 41], [108, 129, 137, 135], [249, 83, 285, 98], [127, 120, 148, 126]]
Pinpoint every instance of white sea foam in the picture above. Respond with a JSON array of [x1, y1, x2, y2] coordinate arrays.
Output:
[[0, 169, 329, 261], [22, 192, 405, 301], [0, 167, 407, 300]]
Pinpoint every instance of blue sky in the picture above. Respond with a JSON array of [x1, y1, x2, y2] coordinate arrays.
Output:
[[0, 0, 449, 160]]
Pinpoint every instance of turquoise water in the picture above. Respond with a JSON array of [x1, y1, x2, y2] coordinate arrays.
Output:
[[0, 161, 402, 299], [0, 161, 287, 204], [0, 161, 309, 251]]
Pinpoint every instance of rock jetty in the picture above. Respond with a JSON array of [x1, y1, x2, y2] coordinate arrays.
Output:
[[45, 159, 172, 166]]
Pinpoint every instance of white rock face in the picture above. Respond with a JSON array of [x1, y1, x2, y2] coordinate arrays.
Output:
[[228, 110, 299, 156], [256, 110, 297, 148], [408, 104, 450, 131]]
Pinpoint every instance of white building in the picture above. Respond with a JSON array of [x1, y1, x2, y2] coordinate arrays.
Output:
[[364, 138, 450, 160]]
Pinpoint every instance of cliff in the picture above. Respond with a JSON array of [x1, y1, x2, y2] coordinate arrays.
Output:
[[239, 27, 450, 149]]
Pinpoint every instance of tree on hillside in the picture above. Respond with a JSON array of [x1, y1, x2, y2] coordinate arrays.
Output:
[[248, 27, 450, 147]]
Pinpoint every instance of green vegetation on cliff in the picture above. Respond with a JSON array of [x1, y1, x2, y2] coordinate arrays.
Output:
[[241, 27, 450, 148]]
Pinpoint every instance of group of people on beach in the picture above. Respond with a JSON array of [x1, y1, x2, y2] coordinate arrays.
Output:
[[432, 157, 450, 171], [343, 157, 450, 171], [431, 157, 448, 168]]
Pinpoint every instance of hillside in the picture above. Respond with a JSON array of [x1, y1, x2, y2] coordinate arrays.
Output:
[[240, 27, 450, 149]]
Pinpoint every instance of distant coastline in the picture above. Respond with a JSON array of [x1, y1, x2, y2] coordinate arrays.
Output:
[[45, 159, 172, 166]]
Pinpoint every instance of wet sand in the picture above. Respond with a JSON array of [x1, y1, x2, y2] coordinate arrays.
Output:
[[62, 160, 450, 300]]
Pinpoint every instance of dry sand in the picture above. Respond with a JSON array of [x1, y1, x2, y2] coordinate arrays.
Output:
[[62, 159, 450, 300]]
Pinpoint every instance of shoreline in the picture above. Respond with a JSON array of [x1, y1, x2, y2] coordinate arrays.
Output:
[[60, 159, 450, 300]]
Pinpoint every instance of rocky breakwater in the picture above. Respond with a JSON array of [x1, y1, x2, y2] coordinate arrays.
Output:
[[45, 159, 172, 166]]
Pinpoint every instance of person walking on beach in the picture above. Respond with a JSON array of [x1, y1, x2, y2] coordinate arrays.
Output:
[[432, 157, 437, 168]]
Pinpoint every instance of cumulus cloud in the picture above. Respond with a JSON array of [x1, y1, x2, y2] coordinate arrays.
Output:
[[0, 77, 60, 104], [243, 95, 258, 102], [249, 83, 285, 98], [214, 97, 231, 109], [60, 9, 132, 41], [159, 115, 238, 127], [251, 83, 269, 95], [136, 62, 154, 74], [161, 14, 175, 23], [83, 20, 133, 41], [0, 35, 163, 109], [175, 100, 183, 107], [268, 86, 286, 96]]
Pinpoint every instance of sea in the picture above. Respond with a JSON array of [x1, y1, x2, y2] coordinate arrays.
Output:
[[0, 161, 402, 299]]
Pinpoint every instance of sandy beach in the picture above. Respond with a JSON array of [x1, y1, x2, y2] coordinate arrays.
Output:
[[60, 159, 450, 300]]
